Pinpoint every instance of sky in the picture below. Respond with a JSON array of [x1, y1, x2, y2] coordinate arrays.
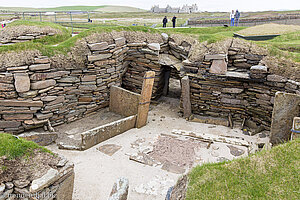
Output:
[[0, 0, 299, 12]]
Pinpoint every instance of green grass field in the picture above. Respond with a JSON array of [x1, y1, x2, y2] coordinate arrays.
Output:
[[0, 5, 146, 12], [1, 20, 299, 62], [186, 139, 300, 200]]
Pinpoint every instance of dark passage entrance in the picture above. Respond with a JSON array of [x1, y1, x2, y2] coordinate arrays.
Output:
[[162, 65, 181, 98]]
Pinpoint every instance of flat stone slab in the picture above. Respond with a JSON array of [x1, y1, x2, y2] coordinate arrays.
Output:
[[227, 145, 245, 156], [191, 115, 229, 127], [159, 54, 181, 66], [81, 115, 137, 150], [224, 71, 250, 79], [109, 86, 140, 117], [30, 168, 59, 193], [114, 37, 126, 47], [88, 53, 112, 62], [88, 42, 109, 51], [0, 100, 43, 107], [14, 73, 30, 93], [29, 64, 50, 71], [270, 92, 300, 144], [205, 54, 226, 60], [148, 43, 160, 51], [98, 144, 122, 156], [161, 162, 185, 174], [31, 79, 56, 90], [250, 65, 268, 73], [209, 59, 227, 74], [19, 132, 58, 146], [109, 177, 129, 200]]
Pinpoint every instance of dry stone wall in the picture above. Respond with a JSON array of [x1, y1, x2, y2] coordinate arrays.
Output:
[[0, 25, 59, 46], [185, 39, 300, 130], [0, 156, 74, 200], [0, 31, 299, 134]]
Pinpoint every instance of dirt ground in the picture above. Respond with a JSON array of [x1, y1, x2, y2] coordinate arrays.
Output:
[[0, 150, 59, 184], [47, 97, 269, 200]]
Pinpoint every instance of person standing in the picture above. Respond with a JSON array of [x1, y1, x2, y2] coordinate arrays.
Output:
[[163, 16, 168, 28], [235, 10, 240, 26], [230, 10, 235, 26], [172, 16, 177, 28]]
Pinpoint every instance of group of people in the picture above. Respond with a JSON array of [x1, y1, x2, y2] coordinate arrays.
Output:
[[162, 16, 177, 28], [230, 9, 240, 26]]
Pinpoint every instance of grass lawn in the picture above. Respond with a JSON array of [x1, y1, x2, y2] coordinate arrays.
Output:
[[0, 133, 52, 160], [186, 139, 300, 200], [163, 26, 246, 43], [1, 20, 299, 62], [256, 31, 300, 62]]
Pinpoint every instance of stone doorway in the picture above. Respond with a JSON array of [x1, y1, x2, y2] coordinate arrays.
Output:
[[161, 65, 181, 99]]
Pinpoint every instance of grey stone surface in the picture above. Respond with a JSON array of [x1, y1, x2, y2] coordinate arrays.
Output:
[[98, 144, 122, 156], [29, 64, 51, 71], [0, 183, 5, 195], [270, 92, 300, 144], [109, 86, 140, 117], [148, 43, 160, 51], [14, 73, 30, 93], [209, 59, 227, 74], [250, 65, 267, 73], [88, 42, 109, 51], [30, 168, 59, 193], [161, 33, 169, 42], [88, 53, 112, 62], [19, 131, 58, 146], [267, 74, 287, 83], [222, 88, 244, 94], [31, 80, 56, 90], [109, 177, 129, 200], [81, 115, 136, 150], [205, 54, 226, 60], [115, 37, 126, 47]]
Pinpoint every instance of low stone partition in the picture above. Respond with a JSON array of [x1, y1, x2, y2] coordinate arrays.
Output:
[[81, 115, 137, 150], [0, 156, 74, 200]]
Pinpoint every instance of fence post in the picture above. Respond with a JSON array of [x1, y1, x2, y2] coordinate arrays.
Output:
[[70, 12, 73, 33], [39, 12, 42, 22], [22, 12, 25, 20]]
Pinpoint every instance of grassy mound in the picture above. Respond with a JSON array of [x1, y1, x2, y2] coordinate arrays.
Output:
[[0, 24, 160, 56], [237, 23, 300, 36], [0, 133, 52, 160], [186, 139, 300, 200]]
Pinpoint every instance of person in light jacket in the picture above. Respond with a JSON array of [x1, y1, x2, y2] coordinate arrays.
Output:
[[230, 10, 235, 26]]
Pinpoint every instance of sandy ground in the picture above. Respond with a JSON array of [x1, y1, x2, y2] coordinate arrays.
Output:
[[47, 97, 268, 200]]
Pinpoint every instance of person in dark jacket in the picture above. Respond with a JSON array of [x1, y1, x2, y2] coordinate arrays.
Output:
[[234, 10, 240, 26], [163, 16, 168, 28], [172, 16, 177, 28]]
